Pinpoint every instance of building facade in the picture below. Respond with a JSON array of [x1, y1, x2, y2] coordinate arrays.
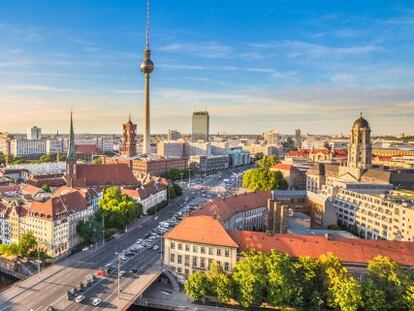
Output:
[[121, 117, 137, 157], [192, 111, 209, 142]]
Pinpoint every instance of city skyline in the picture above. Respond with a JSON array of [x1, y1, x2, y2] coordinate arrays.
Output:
[[0, 0, 414, 135]]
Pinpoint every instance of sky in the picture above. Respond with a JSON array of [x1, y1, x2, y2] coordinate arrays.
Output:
[[0, 0, 413, 135]]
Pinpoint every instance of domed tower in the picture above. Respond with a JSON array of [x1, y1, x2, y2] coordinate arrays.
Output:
[[347, 113, 372, 169], [140, 0, 154, 155]]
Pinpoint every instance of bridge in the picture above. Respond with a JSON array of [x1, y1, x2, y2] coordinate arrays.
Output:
[[0, 210, 169, 311]]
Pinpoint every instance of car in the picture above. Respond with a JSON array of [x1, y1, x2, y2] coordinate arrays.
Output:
[[92, 298, 101, 306], [136, 239, 143, 244], [75, 295, 85, 303], [120, 255, 127, 261], [130, 268, 138, 274], [154, 216, 159, 220], [153, 245, 159, 250], [119, 270, 126, 277]]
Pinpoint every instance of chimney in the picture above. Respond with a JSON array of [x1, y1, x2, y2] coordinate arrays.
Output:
[[324, 233, 334, 240], [212, 213, 217, 220]]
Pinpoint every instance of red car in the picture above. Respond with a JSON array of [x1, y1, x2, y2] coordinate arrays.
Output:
[[95, 268, 107, 278]]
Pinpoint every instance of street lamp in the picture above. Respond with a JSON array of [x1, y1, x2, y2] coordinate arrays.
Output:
[[115, 252, 121, 298]]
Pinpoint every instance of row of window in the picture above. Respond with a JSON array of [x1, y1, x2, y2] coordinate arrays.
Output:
[[170, 242, 230, 257], [170, 254, 230, 271]]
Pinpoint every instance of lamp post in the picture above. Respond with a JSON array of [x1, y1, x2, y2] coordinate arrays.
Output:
[[102, 213, 105, 245], [115, 252, 121, 298]]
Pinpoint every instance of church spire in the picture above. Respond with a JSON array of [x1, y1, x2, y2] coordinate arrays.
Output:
[[67, 110, 76, 161]]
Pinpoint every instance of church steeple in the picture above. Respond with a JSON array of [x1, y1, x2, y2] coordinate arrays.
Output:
[[348, 113, 372, 169], [67, 110, 76, 161], [66, 110, 77, 187]]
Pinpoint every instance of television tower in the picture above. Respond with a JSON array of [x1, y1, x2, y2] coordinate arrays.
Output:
[[140, 0, 154, 154]]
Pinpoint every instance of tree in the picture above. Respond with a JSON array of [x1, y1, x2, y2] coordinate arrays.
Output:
[[232, 250, 267, 308], [77, 216, 103, 244], [18, 231, 38, 257], [207, 261, 233, 303], [265, 251, 295, 306], [367, 255, 406, 310], [253, 152, 264, 162], [404, 285, 414, 310], [361, 279, 386, 311], [257, 155, 278, 169], [292, 256, 324, 308], [92, 157, 102, 164], [184, 272, 209, 300], [319, 253, 362, 311], [98, 186, 142, 229], [242, 168, 287, 191], [41, 184, 51, 193]]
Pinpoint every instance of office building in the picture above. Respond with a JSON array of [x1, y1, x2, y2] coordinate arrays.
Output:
[[27, 126, 42, 140], [192, 111, 209, 142], [295, 129, 301, 148], [167, 129, 181, 141], [157, 141, 184, 157], [263, 131, 280, 145]]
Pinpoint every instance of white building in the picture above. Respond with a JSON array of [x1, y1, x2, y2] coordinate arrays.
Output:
[[157, 141, 184, 157], [121, 182, 167, 215], [46, 138, 67, 155], [10, 139, 46, 157]]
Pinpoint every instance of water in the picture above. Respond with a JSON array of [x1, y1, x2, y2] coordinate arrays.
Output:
[[0, 272, 18, 292]]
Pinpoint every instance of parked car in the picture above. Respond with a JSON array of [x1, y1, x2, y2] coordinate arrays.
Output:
[[75, 295, 85, 303], [119, 270, 126, 277], [92, 298, 101, 306]]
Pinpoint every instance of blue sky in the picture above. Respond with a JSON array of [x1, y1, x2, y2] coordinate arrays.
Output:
[[0, 0, 413, 135]]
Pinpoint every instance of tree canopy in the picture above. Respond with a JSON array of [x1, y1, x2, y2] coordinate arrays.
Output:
[[257, 155, 278, 169], [242, 168, 288, 191], [98, 186, 142, 229]]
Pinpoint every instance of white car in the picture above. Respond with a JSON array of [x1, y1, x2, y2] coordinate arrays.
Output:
[[75, 295, 85, 303], [119, 270, 126, 277], [92, 298, 101, 306], [136, 239, 143, 244], [153, 245, 159, 250]]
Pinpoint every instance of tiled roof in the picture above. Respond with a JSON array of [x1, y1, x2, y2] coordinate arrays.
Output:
[[287, 149, 310, 157], [29, 187, 89, 220], [310, 148, 330, 155], [191, 191, 271, 223], [361, 169, 391, 183], [70, 164, 139, 188], [121, 181, 165, 200], [228, 230, 414, 267], [272, 163, 293, 171], [164, 215, 238, 248], [334, 148, 348, 156], [0, 185, 19, 194], [75, 144, 99, 155], [21, 184, 44, 196]]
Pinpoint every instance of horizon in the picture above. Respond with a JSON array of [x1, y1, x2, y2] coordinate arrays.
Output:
[[0, 0, 413, 135]]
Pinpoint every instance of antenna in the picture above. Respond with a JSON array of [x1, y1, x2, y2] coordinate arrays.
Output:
[[146, 0, 150, 50]]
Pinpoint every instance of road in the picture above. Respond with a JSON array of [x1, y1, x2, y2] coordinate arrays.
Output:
[[0, 167, 245, 311]]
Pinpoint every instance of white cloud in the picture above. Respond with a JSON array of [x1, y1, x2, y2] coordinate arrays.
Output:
[[159, 41, 233, 58]]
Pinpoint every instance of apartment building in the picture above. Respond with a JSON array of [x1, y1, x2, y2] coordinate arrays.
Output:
[[121, 181, 167, 215]]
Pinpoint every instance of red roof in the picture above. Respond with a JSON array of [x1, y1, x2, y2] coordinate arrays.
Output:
[[21, 184, 44, 196], [75, 144, 99, 155], [165, 215, 238, 248], [70, 164, 139, 188], [0, 185, 19, 194], [310, 148, 330, 155], [334, 148, 347, 156], [228, 230, 414, 267], [29, 187, 89, 221], [287, 149, 310, 157], [272, 163, 293, 171], [192, 191, 271, 223]]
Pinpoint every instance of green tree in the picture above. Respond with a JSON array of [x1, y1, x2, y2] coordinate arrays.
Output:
[[77, 216, 103, 244], [404, 285, 414, 310], [184, 272, 209, 300], [265, 251, 295, 306], [98, 186, 142, 229], [253, 152, 264, 162], [207, 261, 233, 303], [41, 184, 51, 193], [292, 256, 324, 308], [232, 250, 267, 308], [319, 253, 362, 311], [92, 157, 102, 164], [18, 231, 38, 257], [361, 279, 386, 311], [243, 168, 287, 191], [367, 256, 406, 310], [257, 155, 278, 169]]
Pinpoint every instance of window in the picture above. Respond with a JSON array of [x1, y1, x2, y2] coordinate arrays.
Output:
[[200, 258, 205, 269], [224, 262, 229, 271], [177, 255, 182, 264], [216, 248, 221, 256], [170, 242, 175, 249], [192, 257, 197, 267], [208, 248, 213, 255], [185, 244, 190, 251], [224, 249, 230, 257], [200, 246, 205, 254], [170, 254, 175, 263], [192, 245, 198, 253], [178, 243, 182, 250], [177, 267, 182, 273], [185, 255, 190, 267]]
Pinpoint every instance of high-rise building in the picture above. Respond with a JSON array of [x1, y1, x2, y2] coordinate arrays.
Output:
[[140, 0, 154, 154], [121, 115, 137, 157], [295, 129, 301, 148], [167, 129, 181, 141], [347, 113, 372, 169], [27, 126, 42, 140], [192, 111, 209, 142], [263, 130, 280, 145]]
